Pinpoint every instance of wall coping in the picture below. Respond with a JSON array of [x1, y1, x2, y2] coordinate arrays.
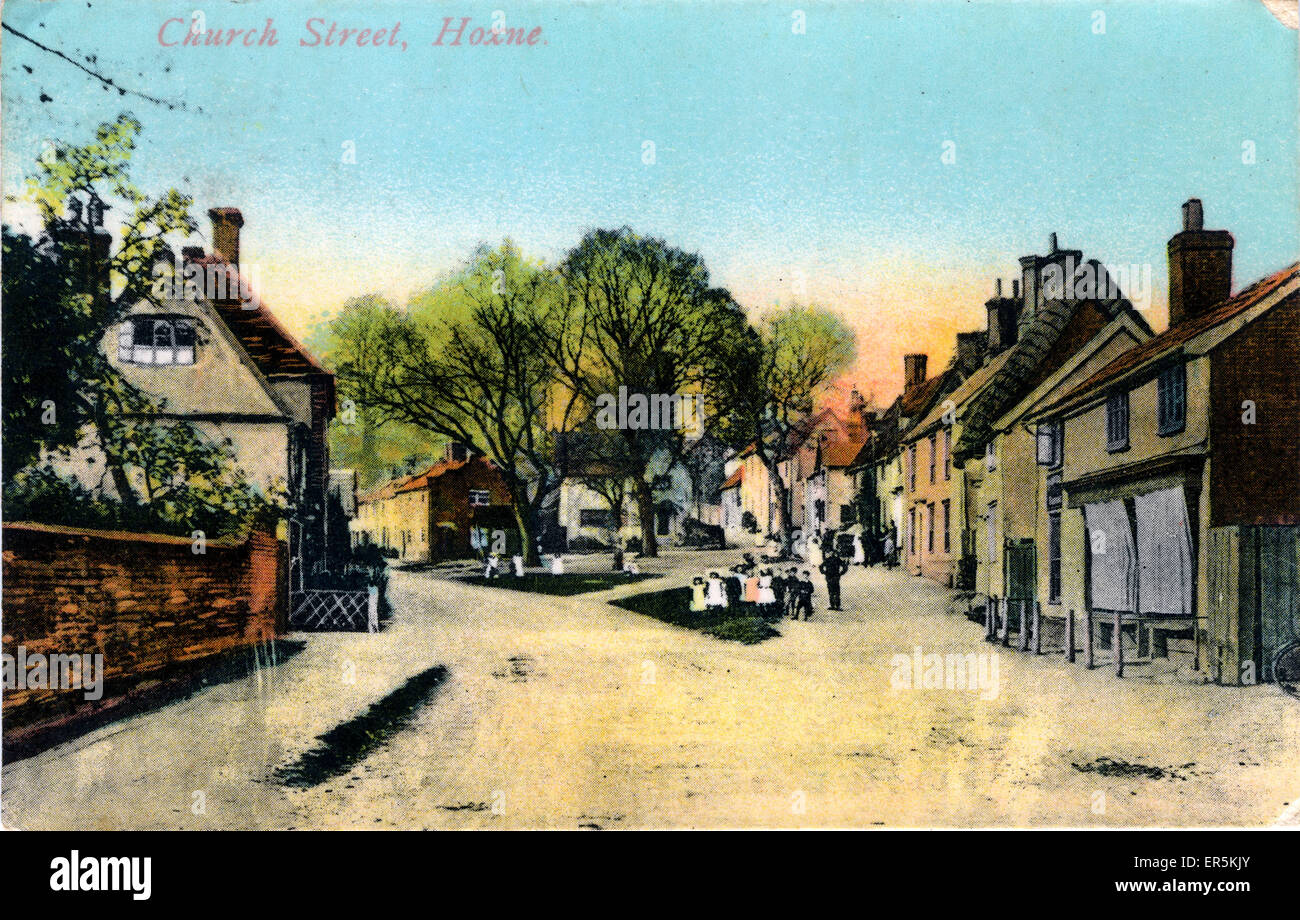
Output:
[[1, 521, 265, 550]]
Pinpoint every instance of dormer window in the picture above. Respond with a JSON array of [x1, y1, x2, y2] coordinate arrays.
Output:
[[119, 316, 195, 365]]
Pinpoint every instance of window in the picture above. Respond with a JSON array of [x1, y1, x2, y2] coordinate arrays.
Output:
[[908, 444, 917, 491], [580, 508, 613, 528], [119, 316, 195, 365], [1036, 420, 1063, 467], [909, 508, 916, 554], [941, 499, 950, 553], [468, 489, 491, 506], [929, 435, 937, 484], [985, 441, 997, 472], [1157, 363, 1186, 436], [1048, 511, 1062, 603], [1106, 391, 1129, 452], [943, 428, 951, 480], [986, 502, 997, 562], [927, 502, 935, 553]]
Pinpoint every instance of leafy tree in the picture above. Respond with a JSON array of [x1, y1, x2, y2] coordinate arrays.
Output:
[[553, 227, 745, 556], [3, 113, 282, 537], [333, 241, 581, 565], [714, 303, 857, 554]]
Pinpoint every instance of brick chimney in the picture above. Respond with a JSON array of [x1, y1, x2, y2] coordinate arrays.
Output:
[[208, 207, 244, 266], [985, 278, 1020, 355], [49, 199, 112, 312], [1168, 198, 1233, 326], [904, 353, 928, 392]]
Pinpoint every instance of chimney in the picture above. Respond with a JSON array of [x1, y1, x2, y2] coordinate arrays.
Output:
[[1168, 198, 1233, 326], [985, 280, 1020, 355], [49, 197, 112, 311], [208, 207, 244, 266], [955, 331, 987, 374], [846, 388, 867, 441], [904, 353, 928, 392]]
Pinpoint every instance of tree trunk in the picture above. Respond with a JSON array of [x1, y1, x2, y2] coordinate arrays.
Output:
[[764, 458, 795, 556], [512, 503, 541, 567], [634, 477, 658, 557]]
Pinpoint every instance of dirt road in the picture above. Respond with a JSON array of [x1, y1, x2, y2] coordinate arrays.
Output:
[[5, 552, 1298, 829]]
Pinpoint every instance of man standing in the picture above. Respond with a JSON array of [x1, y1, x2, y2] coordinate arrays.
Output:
[[819, 551, 849, 611]]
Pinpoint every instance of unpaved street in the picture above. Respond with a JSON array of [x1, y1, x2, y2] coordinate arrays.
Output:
[[5, 551, 1299, 829]]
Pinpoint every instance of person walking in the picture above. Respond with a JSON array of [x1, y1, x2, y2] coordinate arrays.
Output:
[[772, 567, 789, 615], [883, 530, 896, 570], [819, 550, 849, 611]]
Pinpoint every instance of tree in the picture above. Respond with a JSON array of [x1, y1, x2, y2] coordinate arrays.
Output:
[[304, 294, 443, 489], [333, 241, 581, 566], [553, 227, 745, 556], [715, 303, 857, 555], [4, 114, 282, 538]]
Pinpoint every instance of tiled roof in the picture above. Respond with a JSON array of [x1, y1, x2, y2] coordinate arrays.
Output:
[[1043, 263, 1300, 415], [359, 457, 486, 503], [953, 277, 1145, 459], [909, 348, 1016, 440], [720, 467, 744, 489], [820, 438, 867, 468], [195, 256, 329, 378]]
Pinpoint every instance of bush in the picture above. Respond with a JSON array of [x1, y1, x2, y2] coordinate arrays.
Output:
[[741, 511, 758, 533], [680, 517, 725, 549]]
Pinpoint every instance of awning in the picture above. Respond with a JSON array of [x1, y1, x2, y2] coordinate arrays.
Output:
[[1133, 487, 1194, 616], [1084, 500, 1136, 612]]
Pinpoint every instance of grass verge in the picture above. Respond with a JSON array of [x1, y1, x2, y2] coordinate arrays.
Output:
[[610, 587, 781, 645]]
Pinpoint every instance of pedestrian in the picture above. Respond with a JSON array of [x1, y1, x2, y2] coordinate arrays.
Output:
[[484, 553, 501, 579], [550, 554, 565, 575], [772, 567, 788, 614], [726, 566, 743, 607], [706, 571, 728, 609], [690, 576, 708, 613], [512, 554, 524, 577], [883, 531, 896, 570], [785, 566, 800, 619], [819, 550, 849, 611], [852, 534, 865, 566], [744, 568, 761, 606], [757, 568, 776, 615], [796, 570, 815, 620]]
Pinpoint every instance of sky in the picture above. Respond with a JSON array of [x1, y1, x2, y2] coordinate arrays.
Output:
[[3, 0, 1297, 403]]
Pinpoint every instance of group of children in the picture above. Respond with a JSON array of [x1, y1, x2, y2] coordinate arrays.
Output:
[[689, 554, 817, 621]]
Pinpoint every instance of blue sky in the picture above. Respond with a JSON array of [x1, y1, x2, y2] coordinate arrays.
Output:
[[3, 0, 1296, 399]]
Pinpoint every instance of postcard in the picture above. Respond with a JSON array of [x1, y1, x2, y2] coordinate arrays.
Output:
[[2, 0, 1298, 854]]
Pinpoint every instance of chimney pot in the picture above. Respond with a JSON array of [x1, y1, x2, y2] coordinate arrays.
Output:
[[1183, 198, 1204, 232], [1049, 232, 1058, 253], [995, 278, 1003, 297], [1012, 279, 1020, 298]]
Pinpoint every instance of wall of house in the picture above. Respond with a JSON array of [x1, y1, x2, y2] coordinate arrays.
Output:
[[1209, 297, 1300, 527], [1062, 356, 1211, 475], [905, 425, 959, 583], [2, 523, 285, 731], [429, 462, 515, 557]]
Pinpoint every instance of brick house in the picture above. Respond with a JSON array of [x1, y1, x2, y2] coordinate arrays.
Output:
[[1031, 200, 1300, 683], [352, 446, 516, 562]]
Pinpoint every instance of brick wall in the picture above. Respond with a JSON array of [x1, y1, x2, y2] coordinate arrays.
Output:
[[2, 523, 286, 729]]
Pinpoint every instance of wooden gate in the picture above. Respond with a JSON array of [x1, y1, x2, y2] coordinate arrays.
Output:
[[1207, 525, 1300, 683]]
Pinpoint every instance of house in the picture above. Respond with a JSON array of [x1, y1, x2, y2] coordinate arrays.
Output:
[[352, 445, 516, 562], [51, 207, 336, 582], [903, 233, 1150, 587], [970, 295, 1152, 617], [719, 464, 745, 537], [1031, 200, 1300, 684]]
